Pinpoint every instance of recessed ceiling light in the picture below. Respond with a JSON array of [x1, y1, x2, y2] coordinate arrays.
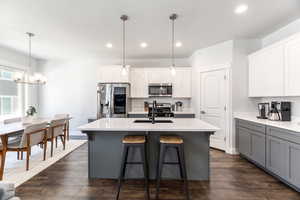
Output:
[[106, 43, 113, 48], [140, 42, 148, 48], [175, 41, 182, 47], [235, 4, 248, 14]]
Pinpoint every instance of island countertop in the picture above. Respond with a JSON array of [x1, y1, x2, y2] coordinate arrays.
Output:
[[78, 118, 219, 132]]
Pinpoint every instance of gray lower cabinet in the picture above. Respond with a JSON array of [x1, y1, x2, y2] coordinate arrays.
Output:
[[251, 131, 266, 167], [266, 135, 288, 179], [287, 142, 300, 187], [238, 127, 251, 158], [237, 119, 300, 191], [238, 125, 265, 167]]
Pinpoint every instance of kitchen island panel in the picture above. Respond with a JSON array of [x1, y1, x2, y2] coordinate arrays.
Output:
[[87, 131, 210, 180]]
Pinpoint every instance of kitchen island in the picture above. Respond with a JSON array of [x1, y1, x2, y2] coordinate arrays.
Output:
[[78, 118, 219, 180]]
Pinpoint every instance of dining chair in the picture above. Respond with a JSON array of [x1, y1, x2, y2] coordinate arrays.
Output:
[[7, 122, 48, 171], [47, 119, 67, 157], [54, 114, 70, 141], [3, 117, 24, 159]]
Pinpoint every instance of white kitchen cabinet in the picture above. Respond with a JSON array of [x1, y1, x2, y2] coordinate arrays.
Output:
[[97, 66, 130, 83], [172, 68, 192, 98], [285, 36, 300, 96], [248, 44, 285, 97], [130, 68, 148, 98], [147, 68, 172, 83]]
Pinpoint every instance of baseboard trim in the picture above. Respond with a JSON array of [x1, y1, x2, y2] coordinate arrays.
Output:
[[226, 147, 239, 155]]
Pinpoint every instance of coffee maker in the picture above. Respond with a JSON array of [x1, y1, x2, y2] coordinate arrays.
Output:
[[257, 103, 269, 119], [280, 101, 291, 121], [268, 101, 281, 121]]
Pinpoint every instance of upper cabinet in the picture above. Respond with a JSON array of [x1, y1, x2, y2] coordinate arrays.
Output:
[[172, 68, 192, 98], [248, 33, 300, 97], [98, 66, 130, 83], [130, 68, 148, 98], [249, 44, 285, 97], [285, 36, 300, 96], [129, 67, 192, 98], [147, 68, 172, 83]]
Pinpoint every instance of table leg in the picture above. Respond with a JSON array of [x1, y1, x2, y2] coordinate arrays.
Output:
[[0, 135, 8, 180]]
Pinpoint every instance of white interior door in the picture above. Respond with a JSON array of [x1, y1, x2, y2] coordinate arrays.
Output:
[[200, 69, 228, 151]]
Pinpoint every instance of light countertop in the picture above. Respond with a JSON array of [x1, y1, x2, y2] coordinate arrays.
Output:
[[234, 112, 300, 133], [78, 118, 219, 132]]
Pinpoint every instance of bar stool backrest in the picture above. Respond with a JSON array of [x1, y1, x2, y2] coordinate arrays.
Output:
[[19, 122, 48, 148], [48, 119, 66, 139]]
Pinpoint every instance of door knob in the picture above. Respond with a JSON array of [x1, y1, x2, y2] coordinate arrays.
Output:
[[200, 111, 206, 114]]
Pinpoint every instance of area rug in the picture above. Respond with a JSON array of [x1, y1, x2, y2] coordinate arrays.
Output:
[[1, 139, 87, 187]]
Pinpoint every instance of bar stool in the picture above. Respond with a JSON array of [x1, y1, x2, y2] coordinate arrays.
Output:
[[116, 135, 150, 200], [156, 135, 190, 200]]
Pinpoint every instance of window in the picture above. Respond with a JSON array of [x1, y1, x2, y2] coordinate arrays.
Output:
[[0, 96, 14, 115], [0, 67, 22, 118], [0, 70, 13, 80]]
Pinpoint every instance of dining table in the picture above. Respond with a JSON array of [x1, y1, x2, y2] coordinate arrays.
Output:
[[0, 117, 71, 180]]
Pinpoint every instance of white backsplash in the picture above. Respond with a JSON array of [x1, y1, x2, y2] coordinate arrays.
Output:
[[130, 98, 191, 111]]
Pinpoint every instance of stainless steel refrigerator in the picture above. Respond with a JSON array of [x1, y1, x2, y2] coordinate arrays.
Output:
[[97, 83, 131, 119]]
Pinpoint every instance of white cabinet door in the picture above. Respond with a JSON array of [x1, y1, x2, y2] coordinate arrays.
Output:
[[285, 36, 300, 96], [249, 44, 285, 97], [172, 68, 192, 98], [98, 66, 130, 83], [147, 68, 171, 83], [130, 68, 148, 98]]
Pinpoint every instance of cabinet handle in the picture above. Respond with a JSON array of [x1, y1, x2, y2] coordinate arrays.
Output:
[[200, 111, 206, 114]]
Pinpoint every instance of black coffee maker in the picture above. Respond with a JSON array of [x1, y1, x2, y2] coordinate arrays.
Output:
[[280, 101, 291, 121], [257, 103, 269, 119]]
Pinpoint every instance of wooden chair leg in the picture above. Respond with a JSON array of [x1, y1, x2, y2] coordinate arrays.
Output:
[[55, 137, 58, 148], [51, 138, 54, 157], [60, 135, 66, 150], [21, 150, 23, 160], [17, 150, 20, 160], [43, 141, 47, 161], [26, 148, 30, 171]]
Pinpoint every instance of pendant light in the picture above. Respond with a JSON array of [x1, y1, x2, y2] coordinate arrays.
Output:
[[14, 32, 47, 85], [121, 15, 129, 76], [169, 13, 178, 76]]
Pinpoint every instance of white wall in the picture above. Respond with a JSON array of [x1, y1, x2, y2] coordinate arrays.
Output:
[[189, 40, 261, 154], [38, 58, 190, 133], [0, 45, 39, 112], [263, 18, 300, 47], [189, 40, 233, 119]]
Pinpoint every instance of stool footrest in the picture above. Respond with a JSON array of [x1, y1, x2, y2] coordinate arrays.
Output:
[[163, 162, 180, 165]]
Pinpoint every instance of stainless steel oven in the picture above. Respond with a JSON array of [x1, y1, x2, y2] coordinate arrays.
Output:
[[148, 83, 172, 97]]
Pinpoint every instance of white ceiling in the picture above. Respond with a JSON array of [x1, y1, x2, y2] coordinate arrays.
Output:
[[0, 0, 299, 60]]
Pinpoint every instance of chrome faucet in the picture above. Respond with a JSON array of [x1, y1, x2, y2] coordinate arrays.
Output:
[[150, 100, 157, 124]]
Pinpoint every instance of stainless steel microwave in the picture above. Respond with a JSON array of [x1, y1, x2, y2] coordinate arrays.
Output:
[[148, 83, 172, 97]]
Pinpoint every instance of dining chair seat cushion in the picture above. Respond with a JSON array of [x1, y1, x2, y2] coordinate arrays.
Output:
[[6, 140, 22, 149]]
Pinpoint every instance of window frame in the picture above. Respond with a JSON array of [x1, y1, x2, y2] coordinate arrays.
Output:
[[0, 96, 14, 116]]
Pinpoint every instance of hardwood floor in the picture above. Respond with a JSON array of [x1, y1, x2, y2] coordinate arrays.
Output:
[[16, 144, 300, 200]]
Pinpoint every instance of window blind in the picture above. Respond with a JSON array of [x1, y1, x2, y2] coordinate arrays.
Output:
[[0, 79, 17, 96]]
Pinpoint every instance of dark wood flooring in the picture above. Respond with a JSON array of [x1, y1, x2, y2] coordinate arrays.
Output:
[[16, 144, 300, 200]]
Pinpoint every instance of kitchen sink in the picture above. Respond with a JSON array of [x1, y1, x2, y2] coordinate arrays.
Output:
[[134, 119, 173, 123]]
